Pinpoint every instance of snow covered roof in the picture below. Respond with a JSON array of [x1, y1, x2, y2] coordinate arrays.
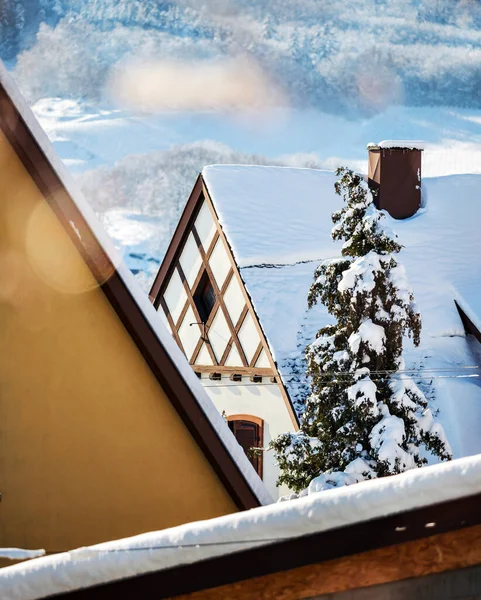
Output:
[[3, 453, 481, 599], [0, 61, 271, 509], [202, 166, 481, 441], [203, 166, 342, 267]]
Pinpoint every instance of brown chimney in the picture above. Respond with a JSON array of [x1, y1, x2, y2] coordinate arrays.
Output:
[[367, 141, 424, 219]]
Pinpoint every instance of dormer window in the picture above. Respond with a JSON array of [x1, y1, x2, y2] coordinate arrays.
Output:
[[193, 271, 216, 323]]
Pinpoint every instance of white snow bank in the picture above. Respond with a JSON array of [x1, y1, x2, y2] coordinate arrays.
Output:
[[377, 140, 426, 150], [0, 549, 45, 561], [3, 454, 481, 600]]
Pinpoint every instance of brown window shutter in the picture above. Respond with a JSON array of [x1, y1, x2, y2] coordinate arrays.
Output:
[[228, 419, 263, 479]]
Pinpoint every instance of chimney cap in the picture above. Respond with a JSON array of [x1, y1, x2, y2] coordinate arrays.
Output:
[[367, 140, 425, 151]]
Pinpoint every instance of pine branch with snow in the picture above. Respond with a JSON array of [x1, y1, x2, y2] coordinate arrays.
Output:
[[270, 167, 452, 494]]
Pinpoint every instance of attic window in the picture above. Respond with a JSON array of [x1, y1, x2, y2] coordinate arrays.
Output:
[[193, 271, 216, 323]]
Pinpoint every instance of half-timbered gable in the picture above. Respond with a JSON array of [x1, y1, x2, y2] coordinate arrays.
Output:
[[150, 175, 299, 499], [153, 181, 276, 376]]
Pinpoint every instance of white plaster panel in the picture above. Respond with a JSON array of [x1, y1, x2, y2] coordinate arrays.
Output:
[[238, 311, 261, 364], [195, 201, 216, 251], [157, 305, 172, 334], [255, 348, 271, 369], [195, 342, 214, 366], [209, 238, 231, 290], [178, 305, 201, 361], [223, 275, 246, 327], [202, 379, 295, 499], [224, 344, 243, 367], [163, 268, 187, 324], [208, 307, 231, 362], [179, 232, 202, 289]]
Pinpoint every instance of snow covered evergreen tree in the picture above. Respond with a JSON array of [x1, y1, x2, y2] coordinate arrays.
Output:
[[270, 167, 452, 494]]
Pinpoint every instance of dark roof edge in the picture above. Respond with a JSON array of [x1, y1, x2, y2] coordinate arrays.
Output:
[[455, 300, 481, 345], [38, 489, 481, 599], [0, 65, 269, 511], [149, 174, 204, 304]]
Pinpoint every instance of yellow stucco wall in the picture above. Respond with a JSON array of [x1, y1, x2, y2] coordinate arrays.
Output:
[[0, 129, 237, 556]]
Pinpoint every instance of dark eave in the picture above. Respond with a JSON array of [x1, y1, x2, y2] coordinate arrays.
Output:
[[149, 174, 204, 305], [455, 300, 481, 345], [0, 81, 262, 512]]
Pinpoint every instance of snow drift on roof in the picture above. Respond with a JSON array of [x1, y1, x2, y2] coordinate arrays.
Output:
[[0, 548, 45, 561], [3, 454, 481, 600]]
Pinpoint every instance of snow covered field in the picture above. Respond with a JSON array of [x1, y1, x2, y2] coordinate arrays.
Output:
[[33, 97, 481, 178]]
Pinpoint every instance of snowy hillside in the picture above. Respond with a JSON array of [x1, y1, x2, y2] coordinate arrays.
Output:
[[33, 98, 481, 178]]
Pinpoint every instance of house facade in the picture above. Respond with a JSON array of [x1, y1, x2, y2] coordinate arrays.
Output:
[[0, 62, 270, 561]]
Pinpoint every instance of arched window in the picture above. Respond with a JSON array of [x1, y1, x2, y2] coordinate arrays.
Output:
[[227, 415, 263, 479]]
